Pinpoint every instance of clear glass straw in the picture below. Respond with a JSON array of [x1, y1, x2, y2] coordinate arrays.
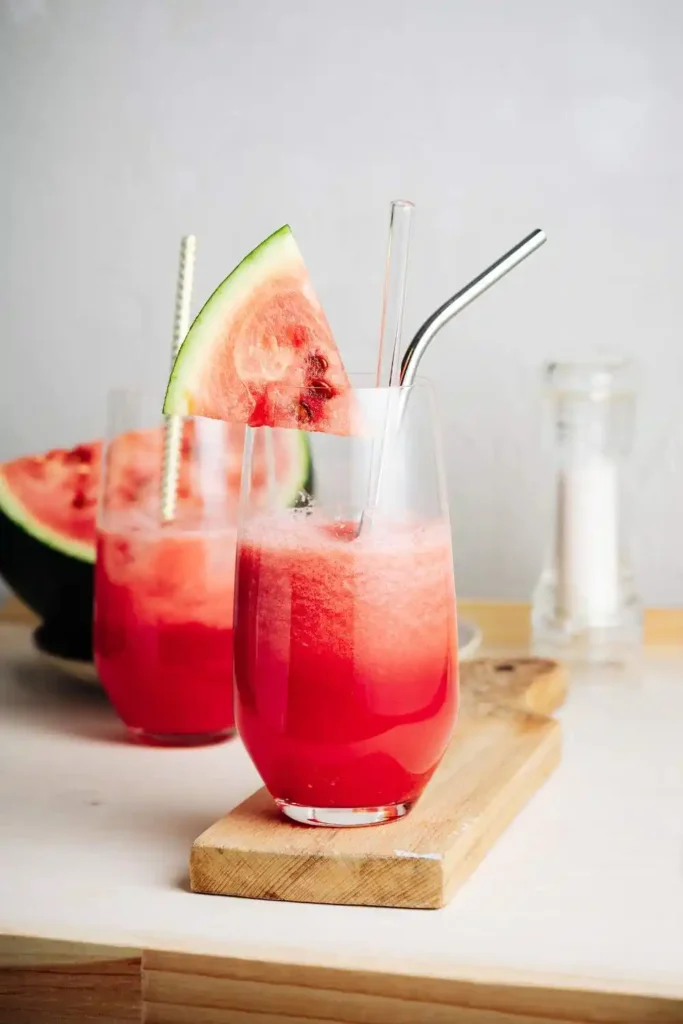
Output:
[[358, 200, 414, 536], [376, 200, 414, 388]]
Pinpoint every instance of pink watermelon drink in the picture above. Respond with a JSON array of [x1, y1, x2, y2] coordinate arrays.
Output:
[[234, 513, 458, 818], [93, 407, 310, 745], [93, 415, 241, 746], [95, 513, 237, 743]]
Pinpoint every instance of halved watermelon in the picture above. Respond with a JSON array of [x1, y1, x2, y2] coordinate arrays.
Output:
[[0, 442, 100, 657], [0, 443, 100, 563], [0, 426, 310, 658], [164, 225, 353, 433]]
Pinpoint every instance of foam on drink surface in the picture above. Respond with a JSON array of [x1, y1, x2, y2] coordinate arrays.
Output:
[[98, 505, 237, 628], [238, 510, 456, 666]]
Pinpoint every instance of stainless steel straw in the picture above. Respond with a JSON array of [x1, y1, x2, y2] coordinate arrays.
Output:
[[400, 228, 546, 386]]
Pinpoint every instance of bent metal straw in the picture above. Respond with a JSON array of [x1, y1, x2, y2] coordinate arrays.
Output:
[[401, 228, 547, 386]]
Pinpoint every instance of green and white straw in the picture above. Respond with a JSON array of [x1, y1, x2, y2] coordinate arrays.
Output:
[[161, 234, 197, 523]]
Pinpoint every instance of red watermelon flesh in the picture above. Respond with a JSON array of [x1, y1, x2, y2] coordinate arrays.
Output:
[[0, 442, 102, 560], [164, 225, 355, 434]]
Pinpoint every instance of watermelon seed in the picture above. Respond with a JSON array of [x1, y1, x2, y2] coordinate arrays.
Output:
[[297, 401, 313, 423], [307, 379, 333, 399], [307, 353, 328, 375]]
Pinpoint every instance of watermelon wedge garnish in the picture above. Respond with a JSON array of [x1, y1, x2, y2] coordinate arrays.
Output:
[[163, 226, 353, 433]]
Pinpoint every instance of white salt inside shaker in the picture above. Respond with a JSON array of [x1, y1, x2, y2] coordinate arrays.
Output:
[[532, 361, 642, 662], [557, 455, 619, 624]]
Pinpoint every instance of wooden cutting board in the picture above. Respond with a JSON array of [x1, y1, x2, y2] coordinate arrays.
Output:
[[190, 657, 565, 910]]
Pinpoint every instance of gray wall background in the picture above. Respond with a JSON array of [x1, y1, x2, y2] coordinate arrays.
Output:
[[1, 0, 682, 603]]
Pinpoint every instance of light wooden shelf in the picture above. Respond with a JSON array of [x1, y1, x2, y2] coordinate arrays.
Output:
[[457, 598, 683, 649]]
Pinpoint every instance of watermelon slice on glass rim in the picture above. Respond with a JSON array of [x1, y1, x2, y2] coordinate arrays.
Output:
[[163, 225, 354, 433]]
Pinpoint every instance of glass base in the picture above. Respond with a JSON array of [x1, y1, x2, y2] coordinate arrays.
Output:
[[276, 799, 412, 828], [531, 569, 642, 666], [130, 726, 235, 747]]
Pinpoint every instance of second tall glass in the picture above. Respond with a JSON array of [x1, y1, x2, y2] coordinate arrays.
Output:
[[94, 389, 311, 746]]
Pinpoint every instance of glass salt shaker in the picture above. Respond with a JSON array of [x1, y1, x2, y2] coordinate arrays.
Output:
[[531, 361, 642, 663]]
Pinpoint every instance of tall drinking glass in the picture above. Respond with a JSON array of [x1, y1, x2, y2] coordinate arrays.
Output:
[[234, 380, 459, 826], [94, 390, 243, 745]]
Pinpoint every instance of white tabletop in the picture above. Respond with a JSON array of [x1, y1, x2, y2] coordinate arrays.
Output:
[[1, 621, 682, 995]]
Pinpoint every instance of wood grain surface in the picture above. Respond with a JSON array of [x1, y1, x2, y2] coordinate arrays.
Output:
[[142, 949, 683, 1024], [0, 936, 140, 1024], [190, 658, 565, 909]]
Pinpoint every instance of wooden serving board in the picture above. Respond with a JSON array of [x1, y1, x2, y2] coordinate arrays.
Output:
[[191, 658, 565, 910]]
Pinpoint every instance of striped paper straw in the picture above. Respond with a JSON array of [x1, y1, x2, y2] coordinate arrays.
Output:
[[161, 234, 196, 522]]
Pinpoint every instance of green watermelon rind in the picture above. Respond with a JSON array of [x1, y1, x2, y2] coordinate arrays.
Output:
[[287, 430, 313, 506], [265, 428, 313, 508], [0, 470, 95, 563], [292, 430, 313, 505], [164, 224, 300, 417]]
